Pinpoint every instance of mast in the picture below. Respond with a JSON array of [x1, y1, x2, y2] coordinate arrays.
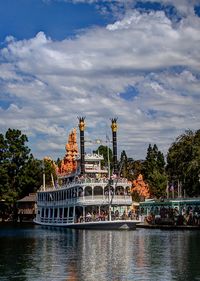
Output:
[[78, 117, 86, 175], [42, 159, 46, 191], [111, 118, 118, 175]]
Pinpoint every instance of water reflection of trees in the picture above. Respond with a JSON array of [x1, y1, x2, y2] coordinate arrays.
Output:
[[1, 226, 200, 281]]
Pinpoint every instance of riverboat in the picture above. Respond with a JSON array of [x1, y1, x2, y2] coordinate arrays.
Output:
[[34, 118, 138, 230]]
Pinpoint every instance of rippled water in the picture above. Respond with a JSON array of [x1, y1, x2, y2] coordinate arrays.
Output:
[[0, 224, 200, 281]]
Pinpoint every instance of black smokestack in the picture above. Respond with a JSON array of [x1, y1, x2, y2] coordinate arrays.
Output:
[[111, 118, 118, 175], [78, 117, 86, 175]]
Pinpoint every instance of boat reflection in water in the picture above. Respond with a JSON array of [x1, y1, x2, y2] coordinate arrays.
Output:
[[1, 224, 200, 280], [42, 227, 200, 281]]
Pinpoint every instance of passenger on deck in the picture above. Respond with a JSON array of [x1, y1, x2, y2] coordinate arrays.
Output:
[[86, 212, 92, 222]]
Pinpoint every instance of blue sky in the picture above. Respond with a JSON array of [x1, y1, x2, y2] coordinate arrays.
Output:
[[0, 0, 109, 41], [0, 0, 200, 160]]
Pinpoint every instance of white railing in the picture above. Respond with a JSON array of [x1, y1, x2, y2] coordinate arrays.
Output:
[[43, 177, 131, 191], [37, 195, 132, 207], [39, 217, 74, 224], [37, 216, 139, 224]]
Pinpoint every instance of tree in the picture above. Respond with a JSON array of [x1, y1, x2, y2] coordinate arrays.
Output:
[[43, 157, 57, 187], [119, 150, 128, 178], [17, 155, 43, 198], [0, 133, 9, 199], [93, 145, 113, 171], [0, 129, 31, 202], [166, 130, 200, 196], [144, 144, 167, 198]]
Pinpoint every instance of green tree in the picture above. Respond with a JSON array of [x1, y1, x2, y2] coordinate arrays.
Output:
[[93, 145, 113, 171], [0, 133, 9, 199], [43, 157, 57, 187], [119, 150, 128, 178], [144, 144, 167, 198], [130, 159, 144, 179], [166, 130, 200, 196], [17, 156, 43, 198], [0, 129, 32, 202]]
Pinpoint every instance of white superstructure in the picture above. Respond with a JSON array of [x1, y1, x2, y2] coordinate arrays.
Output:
[[34, 153, 138, 230]]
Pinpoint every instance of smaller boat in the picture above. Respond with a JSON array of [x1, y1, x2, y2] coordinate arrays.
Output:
[[34, 118, 138, 230]]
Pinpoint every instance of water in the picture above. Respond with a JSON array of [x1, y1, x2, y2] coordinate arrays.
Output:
[[0, 224, 200, 281]]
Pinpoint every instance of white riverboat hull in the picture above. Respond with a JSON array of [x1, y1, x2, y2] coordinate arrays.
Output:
[[34, 219, 137, 230]]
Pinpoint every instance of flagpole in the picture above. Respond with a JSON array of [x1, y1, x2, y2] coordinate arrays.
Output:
[[43, 159, 46, 191], [172, 181, 174, 199], [106, 135, 111, 179], [177, 179, 180, 198], [166, 181, 169, 199], [51, 173, 55, 189]]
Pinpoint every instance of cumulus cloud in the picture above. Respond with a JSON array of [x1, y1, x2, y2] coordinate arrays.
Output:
[[60, 0, 200, 18], [0, 1, 200, 160]]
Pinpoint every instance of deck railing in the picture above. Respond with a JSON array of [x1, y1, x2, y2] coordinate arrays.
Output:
[[37, 215, 139, 224], [37, 194, 132, 207], [43, 177, 131, 191], [39, 217, 74, 224]]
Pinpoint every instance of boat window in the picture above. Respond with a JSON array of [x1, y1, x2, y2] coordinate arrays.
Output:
[[69, 207, 73, 217], [45, 208, 49, 218], [104, 186, 114, 195], [125, 186, 131, 195], [64, 208, 68, 218], [85, 186, 92, 196], [59, 208, 62, 218], [54, 208, 58, 218], [50, 208, 53, 218], [78, 187, 83, 197], [94, 186, 103, 196], [63, 190, 66, 200], [115, 186, 124, 195]]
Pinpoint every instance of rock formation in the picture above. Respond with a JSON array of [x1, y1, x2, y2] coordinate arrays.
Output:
[[57, 128, 78, 175], [132, 174, 150, 199]]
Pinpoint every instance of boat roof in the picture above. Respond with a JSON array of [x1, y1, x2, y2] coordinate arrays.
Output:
[[85, 153, 104, 161]]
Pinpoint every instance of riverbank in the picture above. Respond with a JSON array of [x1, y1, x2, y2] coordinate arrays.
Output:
[[2, 220, 200, 231], [137, 222, 200, 230]]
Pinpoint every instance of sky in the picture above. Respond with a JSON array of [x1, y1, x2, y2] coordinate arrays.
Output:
[[0, 0, 200, 161]]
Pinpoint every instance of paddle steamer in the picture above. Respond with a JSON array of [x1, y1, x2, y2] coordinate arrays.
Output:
[[34, 118, 138, 230]]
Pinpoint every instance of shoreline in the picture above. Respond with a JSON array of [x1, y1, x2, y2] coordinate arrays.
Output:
[[1, 220, 200, 230], [137, 222, 200, 230]]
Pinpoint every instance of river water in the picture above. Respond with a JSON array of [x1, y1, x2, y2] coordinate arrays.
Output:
[[0, 224, 200, 281]]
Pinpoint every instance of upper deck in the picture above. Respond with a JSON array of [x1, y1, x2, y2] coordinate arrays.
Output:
[[37, 177, 132, 207]]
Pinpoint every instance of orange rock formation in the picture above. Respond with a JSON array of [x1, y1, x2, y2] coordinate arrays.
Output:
[[57, 128, 78, 175], [132, 174, 150, 199]]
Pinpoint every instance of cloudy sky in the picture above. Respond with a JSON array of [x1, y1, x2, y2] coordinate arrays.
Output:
[[0, 0, 200, 161]]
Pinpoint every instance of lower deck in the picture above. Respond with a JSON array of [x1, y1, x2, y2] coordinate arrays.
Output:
[[36, 203, 138, 225], [34, 219, 138, 230]]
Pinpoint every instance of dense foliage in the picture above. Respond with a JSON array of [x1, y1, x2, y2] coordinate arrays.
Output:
[[118, 145, 167, 198], [166, 130, 200, 197], [143, 144, 167, 198], [0, 129, 55, 203], [0, 129, 32, 202], [93, 145, 113, 171]]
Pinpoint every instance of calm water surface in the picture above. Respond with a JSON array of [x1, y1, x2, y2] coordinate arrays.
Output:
[[0, 224, 200, 281]]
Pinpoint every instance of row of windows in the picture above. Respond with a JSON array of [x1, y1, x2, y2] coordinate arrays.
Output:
[[38, 185, 130, 202], [40, 207, 73, 218]]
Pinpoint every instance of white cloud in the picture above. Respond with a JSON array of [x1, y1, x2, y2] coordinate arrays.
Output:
[[0, 3, 200, 160], [60, 0, 200, 17]]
